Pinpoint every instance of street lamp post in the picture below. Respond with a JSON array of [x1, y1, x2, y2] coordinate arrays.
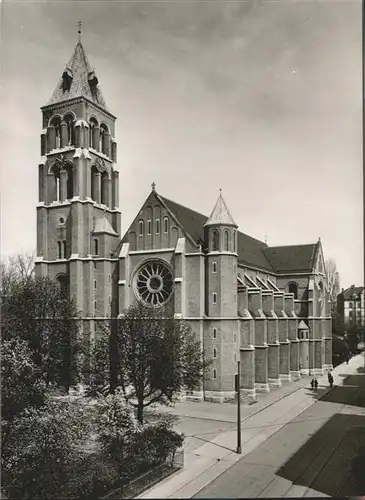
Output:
[[236, 360, 242, 454]]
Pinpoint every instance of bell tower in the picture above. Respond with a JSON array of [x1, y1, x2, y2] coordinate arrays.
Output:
[[35, 30, 121, 335]]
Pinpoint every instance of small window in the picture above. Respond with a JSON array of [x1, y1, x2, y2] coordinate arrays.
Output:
[[349, 302, 353, 308], [59, 217, 65, 225], [139, 220, 144, 236], [147, 220, 151, 235], [93, 261, 97, 270], [212, 230, 219, 251], [164, 217, 169, 233], [213, 327, 217, 339], [93, 238, 99, 256], [224, 230, 230, 251], [212, 261, 217, 274], [233, 230, 236, 252], [288, 282, 298, 299], [94, 300, 97, 313], [213, 368, 217, 379], [93, 279, 97, 290], [213, 292, 217, 305], [213, 347, 217, 358], [156, 219, 160, 235], [57, 241, 62, 259]]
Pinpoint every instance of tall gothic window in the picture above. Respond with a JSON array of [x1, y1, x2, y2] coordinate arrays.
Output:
[[212, 230, 219, 251], [64, 114, 75, 146], [93, 238, 99, 256], [100, 124, 108, 154], [89, 118, 98, 149], [51, 117, 62, 149], [224, 230, 230, 251]]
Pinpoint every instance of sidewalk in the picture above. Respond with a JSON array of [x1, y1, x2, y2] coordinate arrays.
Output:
[[138, 354, 364, 499]]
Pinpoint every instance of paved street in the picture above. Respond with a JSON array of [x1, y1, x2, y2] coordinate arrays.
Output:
[[139, 354, 365, 499]]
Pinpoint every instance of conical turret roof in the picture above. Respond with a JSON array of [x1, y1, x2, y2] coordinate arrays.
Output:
[[204, 191, 237, 227], [47, 40, 108, 110]]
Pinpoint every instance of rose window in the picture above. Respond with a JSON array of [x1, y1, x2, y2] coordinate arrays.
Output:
[[134, 261, 174, 306]]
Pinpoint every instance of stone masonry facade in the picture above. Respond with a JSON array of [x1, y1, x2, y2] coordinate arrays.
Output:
[[35, 39, 332, 402]]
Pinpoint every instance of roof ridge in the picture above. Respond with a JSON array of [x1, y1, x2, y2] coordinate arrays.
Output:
[[265, 243, 316, 249]]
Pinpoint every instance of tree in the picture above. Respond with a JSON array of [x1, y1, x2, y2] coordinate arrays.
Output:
[[2, 274, 83, 391], [2, 400, 91, 500], [325, 258, 340, 313], [115, 302, 210, 424], [0, 252, 35, 300], [1, 337, 46, 424], [87, 323, 111, 396]]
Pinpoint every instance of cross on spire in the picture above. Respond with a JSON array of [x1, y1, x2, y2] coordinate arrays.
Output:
[[151, 181, 156, 192], [78, 20, 82, 40]]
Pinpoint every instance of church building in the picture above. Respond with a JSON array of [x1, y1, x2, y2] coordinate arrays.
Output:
[[35, 38, 332, 402]]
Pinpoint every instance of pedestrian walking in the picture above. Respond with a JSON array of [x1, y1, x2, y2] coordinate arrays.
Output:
[[314, 378, 318, 390], [328, 371, 334, 388], [310, 379, 315, 390]]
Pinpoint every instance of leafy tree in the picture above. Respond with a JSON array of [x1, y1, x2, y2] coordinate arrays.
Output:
[[115, 302, 210, 423], [87, 323, 111, 396], [1, 337, 46, 424], [2, 400, 91, 499], [325, 258, 340, 313], [2, 275, 83, 391], [0, 252, 35, 300]]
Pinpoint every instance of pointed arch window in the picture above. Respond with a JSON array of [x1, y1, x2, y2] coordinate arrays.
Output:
[[213, 368, 217, 379], [147, 220, 152, 235], [213, 292, 217, 305], [163, 216, 169, 234], [212, 261, 217, 274], [233, 231, 236, 252], [139, 220, 144, 237], [63, 240, 67, 259], [213, 327, 217, 339], [156, 219, 160, 235], [212, 230, 219, 251], [288, 282, 298, 299], [224, 230, 230, 251], [213, 347, 217, 359], [57, 241, 62, 259]]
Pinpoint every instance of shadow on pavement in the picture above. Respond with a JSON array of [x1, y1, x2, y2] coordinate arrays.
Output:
[[277, 413, 365, 496], [305, 372, 365, 409]]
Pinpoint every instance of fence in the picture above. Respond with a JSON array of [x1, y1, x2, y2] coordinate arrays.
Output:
[[100, 450, 184, 499]]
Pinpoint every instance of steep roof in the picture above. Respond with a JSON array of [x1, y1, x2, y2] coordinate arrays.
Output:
[[160, 196, 273, 271], [204, 192, 237, 227], [116, 191, 320, 275], [263, 244, 317, 274], [47, 41, 108, 110], [342, 286, 364, 300]]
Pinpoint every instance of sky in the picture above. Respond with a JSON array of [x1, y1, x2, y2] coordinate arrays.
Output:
[[0, 0, 363, 289]]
